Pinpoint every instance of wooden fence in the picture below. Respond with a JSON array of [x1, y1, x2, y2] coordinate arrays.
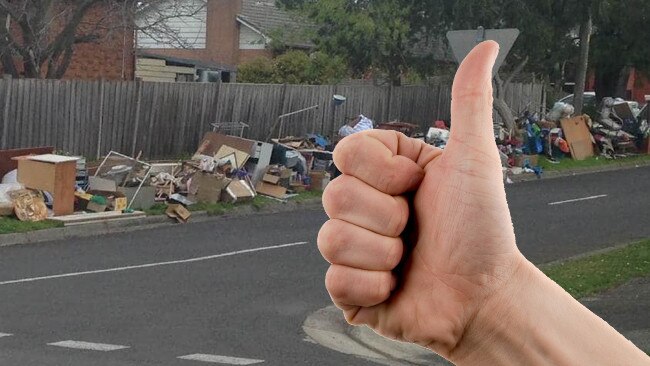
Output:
[[0, 79, 544, 159]]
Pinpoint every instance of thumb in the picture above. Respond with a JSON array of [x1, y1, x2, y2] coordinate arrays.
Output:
[[444, 41, 500, 168]]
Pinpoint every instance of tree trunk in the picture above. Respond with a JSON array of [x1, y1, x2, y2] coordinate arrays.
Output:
[[493, 97, 516, 132], [573, 13, 592, 115], [493, 57, 529, 132]]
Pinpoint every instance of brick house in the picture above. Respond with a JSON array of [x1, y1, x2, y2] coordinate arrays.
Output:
[[64, 5, 135, 81], [585, 68, 650, 104], [0, 2, 135, 81], [136, 0, 312, 81]]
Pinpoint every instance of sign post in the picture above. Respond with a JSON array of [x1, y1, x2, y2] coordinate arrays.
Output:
[[446, 28, 520, 76]]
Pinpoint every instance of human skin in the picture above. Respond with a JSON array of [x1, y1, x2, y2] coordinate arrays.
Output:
[[318, 41, 649, 365]]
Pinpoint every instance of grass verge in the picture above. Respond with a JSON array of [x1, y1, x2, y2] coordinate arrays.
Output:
[[0, 217, 63, 235], [143, 190, 323, 217], [542, 240, 650, 299], [538, 154, 650, 172]]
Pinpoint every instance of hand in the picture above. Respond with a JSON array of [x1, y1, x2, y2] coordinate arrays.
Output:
[[318, 41, 525, 360]]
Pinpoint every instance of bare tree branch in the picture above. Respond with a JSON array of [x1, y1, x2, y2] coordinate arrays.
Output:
[[0, 0, 208, 79]]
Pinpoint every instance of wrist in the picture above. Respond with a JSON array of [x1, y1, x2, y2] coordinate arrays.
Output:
[[448, 257, 649, 366], [447, 255, 538, 365]]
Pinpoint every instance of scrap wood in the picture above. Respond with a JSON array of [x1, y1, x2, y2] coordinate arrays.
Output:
[[49, 211, 145, 226], [256, 181, 287, 199], [560, 116, 594, 160], [166, 204, 191, 224], [195, 132, 255, 157], [215, 146, 251, 170]]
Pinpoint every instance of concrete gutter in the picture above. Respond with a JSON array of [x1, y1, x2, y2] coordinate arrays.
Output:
[[0, 198, 323, 247], [511, 159, 650, 183], [303, 306, 451, 366]]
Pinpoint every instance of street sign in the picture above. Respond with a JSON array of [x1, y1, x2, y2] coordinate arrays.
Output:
[[446, 28, 519, 76]]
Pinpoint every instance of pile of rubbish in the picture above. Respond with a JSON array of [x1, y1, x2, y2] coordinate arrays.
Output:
[[0, 132, 334, 226], [423, 97, 649, 181]]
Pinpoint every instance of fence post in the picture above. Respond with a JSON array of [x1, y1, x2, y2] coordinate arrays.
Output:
[[131, 80, 143, 157], [385, 85, 392, 122], [1, 75, 12, 149], [96, 80, 105, 160]]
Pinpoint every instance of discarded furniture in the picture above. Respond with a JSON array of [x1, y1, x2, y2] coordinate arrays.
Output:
[[14, 154, 78, 216]]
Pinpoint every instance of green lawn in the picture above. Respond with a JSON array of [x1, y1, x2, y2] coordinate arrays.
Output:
[[0, 217, 63, 235], [143, 190, 323, 217], [542, 240, 650, 299], [538, 154, 650, 172]]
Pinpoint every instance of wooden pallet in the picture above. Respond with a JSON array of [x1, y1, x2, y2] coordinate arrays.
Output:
[[48, 211, 146, 226]]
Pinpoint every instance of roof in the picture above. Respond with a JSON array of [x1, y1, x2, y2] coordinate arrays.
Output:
[[238, 0, 314, 48], [136, 51, 237, 72]]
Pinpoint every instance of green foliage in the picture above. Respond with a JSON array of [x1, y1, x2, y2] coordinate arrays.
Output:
[[237, 51, 346, 85], [288, 0, 650, 94], [299, 0, 415, 85], [274, 51, 312, 84], [237, 57, 276, 84]]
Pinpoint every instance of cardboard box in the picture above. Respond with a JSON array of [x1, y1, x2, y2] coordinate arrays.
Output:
[[87, 190, 127, 212], [166, 204, 191, 223], [190, 172, 231, 204], [255, 181, 287, 199], [222, 179, 256, 203], [263, 174, 281, 185], [309, 171, 331, 191], [514, 154, 539, 168]]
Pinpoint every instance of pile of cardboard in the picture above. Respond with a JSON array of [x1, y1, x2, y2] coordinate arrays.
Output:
[[256, 165, 291, 199]]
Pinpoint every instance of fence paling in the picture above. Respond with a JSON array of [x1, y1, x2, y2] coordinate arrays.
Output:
[[0, 79, 543, 159]]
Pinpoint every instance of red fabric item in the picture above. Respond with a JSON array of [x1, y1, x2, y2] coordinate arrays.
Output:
[[434, 120, 448, 130]]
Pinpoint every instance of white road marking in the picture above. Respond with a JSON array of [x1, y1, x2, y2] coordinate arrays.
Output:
[[0, 333, 12, 338], [47, 340, 130, 351], [548, 194, 608, 206], [178, 354, 264, 364], [0, 242, 308, 286]]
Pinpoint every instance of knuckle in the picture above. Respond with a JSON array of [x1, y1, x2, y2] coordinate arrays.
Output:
[[384, 240, 403, 270], [334, 134, 362, 172], [322, 177, 353, 218], [384, 197, 408, 236], [317, 221, 347, 263], [325, 266, 348, 300]]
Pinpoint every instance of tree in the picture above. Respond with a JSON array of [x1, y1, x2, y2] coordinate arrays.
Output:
[[237, 51, 346, 85], [589, 0, 650, 99], [573, 6, 593, 115], [297, 0, 418, 86], [0, 0, 206, 79]]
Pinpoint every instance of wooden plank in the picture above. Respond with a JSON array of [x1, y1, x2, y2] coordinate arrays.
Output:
[[48, 211, 145, 226], [136, 58, 166, 66], [135, 70, 179, 78], [139, 77, 176, 83], [1, 78, 11, 149], [136, 65, 196, 74]]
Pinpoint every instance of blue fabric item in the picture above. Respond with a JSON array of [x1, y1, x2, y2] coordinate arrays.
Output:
[[307, 134, 330, 148]]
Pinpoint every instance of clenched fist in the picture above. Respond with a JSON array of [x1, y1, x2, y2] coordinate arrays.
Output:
[[317, 41, 649, 365]]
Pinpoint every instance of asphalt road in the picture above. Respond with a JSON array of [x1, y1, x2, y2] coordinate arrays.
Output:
[[0, 166, 648, 365]]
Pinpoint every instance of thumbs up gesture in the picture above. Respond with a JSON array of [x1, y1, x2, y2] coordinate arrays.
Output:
[[318, 41, 524, 360]]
